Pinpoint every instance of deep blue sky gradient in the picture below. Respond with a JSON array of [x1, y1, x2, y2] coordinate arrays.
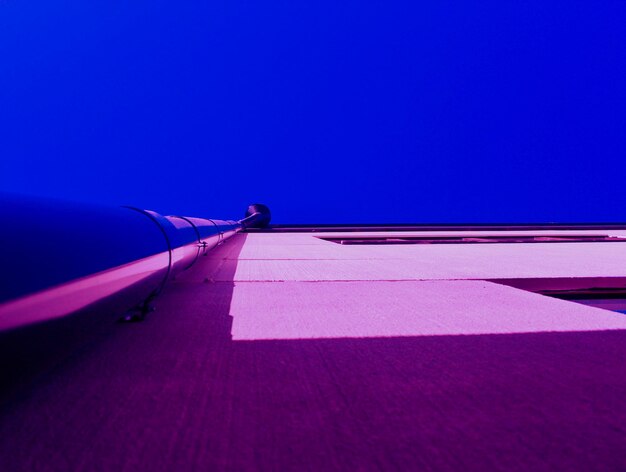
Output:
[[1, 1, 625, 223]]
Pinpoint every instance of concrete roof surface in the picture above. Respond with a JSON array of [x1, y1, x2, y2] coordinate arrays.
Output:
[[1, 231, 626, 471]]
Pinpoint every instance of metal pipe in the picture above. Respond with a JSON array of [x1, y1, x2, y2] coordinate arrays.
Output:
[[0, 194, 270, 332]]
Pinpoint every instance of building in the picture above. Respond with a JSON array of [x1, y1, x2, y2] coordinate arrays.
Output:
[[2, 223, 626, 470]]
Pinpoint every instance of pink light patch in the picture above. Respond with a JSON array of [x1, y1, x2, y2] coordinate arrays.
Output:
[[229, 280, 626, 340]]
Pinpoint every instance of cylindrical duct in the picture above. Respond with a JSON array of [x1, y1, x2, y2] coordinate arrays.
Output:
[[0, 193, 270, 332]]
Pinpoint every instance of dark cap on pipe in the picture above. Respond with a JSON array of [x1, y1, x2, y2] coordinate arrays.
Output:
[[241, 203, 271, 229]]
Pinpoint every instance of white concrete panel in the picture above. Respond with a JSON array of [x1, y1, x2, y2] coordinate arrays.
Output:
[[230, 280, 626, 340], [230, 233, 626, 280]]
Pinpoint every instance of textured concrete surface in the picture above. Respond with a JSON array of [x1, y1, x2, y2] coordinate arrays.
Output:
[[2, 231, 626, 471], [230, 280, 626, 340], [191, 231, 626, 281]]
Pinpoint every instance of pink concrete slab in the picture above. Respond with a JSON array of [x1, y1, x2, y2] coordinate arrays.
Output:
[[236, 241, 371, 260], [362, 242, 626, 279], [230, 259, 409, 281], [229, 280, 626, 340], [223, 234, 626, 281], [238, 233, 331, 246]]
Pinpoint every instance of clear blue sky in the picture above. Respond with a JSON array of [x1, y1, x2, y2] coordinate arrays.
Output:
[[1, 1, 625, 223]]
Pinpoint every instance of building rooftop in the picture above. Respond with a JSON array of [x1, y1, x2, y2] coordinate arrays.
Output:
[[2, 228, 626, 470]]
